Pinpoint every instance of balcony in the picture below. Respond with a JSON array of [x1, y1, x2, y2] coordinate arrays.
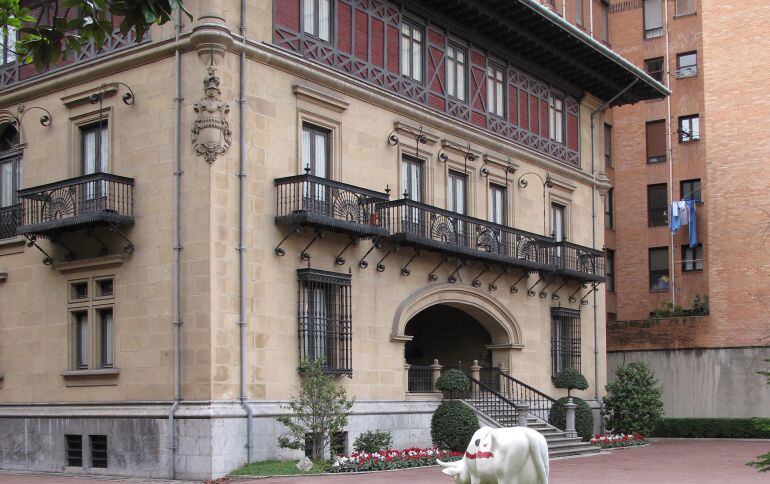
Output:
[[0, 204, 20, 240], [274, 174, 389, 237], [554, 242, 605, 282], [16, 173, 134, 237], [380, 199, 554, 273]]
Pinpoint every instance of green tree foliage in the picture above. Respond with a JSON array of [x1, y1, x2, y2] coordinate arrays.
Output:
[[435, 369, 470, 394], [748, 359, 770, 473], [431, 401, 479, 451], [352, 429, 393, 453], [553, 368, 589, 397], [603, 362, 664, 436], [0, 0, 190, 69], [548, 396, 594, 441], [277, 359, 355, 461]]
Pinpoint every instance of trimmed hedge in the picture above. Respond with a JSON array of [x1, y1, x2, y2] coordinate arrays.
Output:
[[436, 369, 470, 393], [654, 418, 770, 439], [548, 397, 594, 441], [431, 401, 479, 451]]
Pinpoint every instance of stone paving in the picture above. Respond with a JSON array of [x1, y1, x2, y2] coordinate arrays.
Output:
[[0, 439, 768, 483]]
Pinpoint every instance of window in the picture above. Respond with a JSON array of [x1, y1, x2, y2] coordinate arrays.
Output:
[[644, 57, 665, 83], [68, 277, 115, 370], [65, 435, 83, 467], [303, 0, 332, 42], [678, 115, 700, 142], [488, 184, 506, 225], [676, 51, 697, 78], [646, 120, 666, 163], [548, 95, 564, 143], [446, 45, 466, 101], [447, 171, 466, 215], [682, 244, 703, 272], [400, 21, 423, 82], [0, 124, 20, 208], [551, 308, 581, 377], [552, 203, 566, 242], [81, 122, 109, 175], [647, 183, 668, 227], [604, 123, 612, 167], [90, 435, 108, 468], [297, 268, 352, 375], [643, 0, 663, 39], [680, 179, 701, 202], [606, 249, 615, 292], [301, 124, 329, 178], [400, 155, 423, 232], [575, 0, 584, 27], [599, 1, 610, 43], [675, 0, 696, 16], [607, 312, 617, 322], [649, 247, 669, 291], [605, 188, 613, 229], [486, 64, 504, 117], [0, 26, 16, 65]]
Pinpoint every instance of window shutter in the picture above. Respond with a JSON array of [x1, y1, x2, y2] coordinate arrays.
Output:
[[644, 0, 663, 31], [646, 120, 666, 161]]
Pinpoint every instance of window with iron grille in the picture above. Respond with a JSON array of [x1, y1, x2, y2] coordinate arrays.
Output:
[[65, 434, 83, 467], [298, 268, 352, 375], [551, 308, 581, 377], [90, 435, 108, 468]]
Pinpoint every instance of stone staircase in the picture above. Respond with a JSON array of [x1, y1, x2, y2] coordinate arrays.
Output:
[[464, 397, 600, 458]]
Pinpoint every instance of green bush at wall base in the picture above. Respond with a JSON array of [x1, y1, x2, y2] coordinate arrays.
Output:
[[548, 397, 594, 441], [654, 418, 770, 439], [353, 430, 393, 453], [431, 401, 479, 451]]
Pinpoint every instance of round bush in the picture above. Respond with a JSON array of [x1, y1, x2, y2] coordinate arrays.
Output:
[[548, 397, 594, 441], [436, 369, 470, 394], [431, 401, 479, 451], [353, 429, 393, 453], [554, 368, 589, 396]]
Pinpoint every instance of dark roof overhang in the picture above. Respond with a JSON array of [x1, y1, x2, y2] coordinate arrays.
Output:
[[412, 0, 669, 106]]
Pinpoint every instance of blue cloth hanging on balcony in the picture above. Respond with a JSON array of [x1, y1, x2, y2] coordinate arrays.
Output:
[[669, 200, 688, 234], [686, 200, 698, 248]]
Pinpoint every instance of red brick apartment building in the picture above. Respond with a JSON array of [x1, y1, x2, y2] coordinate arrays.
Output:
[[538, 0, 770, 417]]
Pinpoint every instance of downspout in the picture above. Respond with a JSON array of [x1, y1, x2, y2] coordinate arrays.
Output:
[[168, 5, 183, 479], [588, 0, 594, 37], [237, 0, 254, 464], [590, 79, 638, 406], [663, 0, 675, 307]]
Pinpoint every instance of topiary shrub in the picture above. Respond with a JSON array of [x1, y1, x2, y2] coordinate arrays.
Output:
[[603, 362, 664, 436], [353, 429, 393, 453], [436, 369, 470, 397], [548, 397, 593, 441], [554, 368, 589, 397], [431, 401, 479, 451]]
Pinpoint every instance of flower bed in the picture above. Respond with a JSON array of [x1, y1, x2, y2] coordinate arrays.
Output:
[[590, 433, 647, 449], [328, 447, 463, 473]]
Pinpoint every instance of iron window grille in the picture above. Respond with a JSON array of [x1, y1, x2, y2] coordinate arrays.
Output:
[[551, 308, 581, 377], [647, 183, 668, 227], [678, 114, 700, 142], [65, 434, 83, 467], [682, 244, 703, 272], [90, 435, 108, 468], [297, 268, 352, 376]]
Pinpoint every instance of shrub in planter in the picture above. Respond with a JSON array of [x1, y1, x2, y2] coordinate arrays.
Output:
[[554, 368, 589, 397], [431, 401, 479, 451], [436, 369, 470, 397], [548, 397, 594, 441], [353, 430, 393, 453], [603, 362, 663, 436]]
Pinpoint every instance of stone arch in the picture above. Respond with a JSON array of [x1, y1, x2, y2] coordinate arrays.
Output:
[[391, 284, 524, 351]]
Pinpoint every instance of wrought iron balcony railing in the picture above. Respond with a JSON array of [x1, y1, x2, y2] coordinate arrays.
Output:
[[274, 174, 390, 237], [17, 173, 134, 237], [0, 203, 20, 240], [380, 199, 554, 273], [553, 241, 606, 282]]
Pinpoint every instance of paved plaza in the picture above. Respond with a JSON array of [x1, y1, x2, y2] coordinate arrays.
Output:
[[0, 439, 767, 484]]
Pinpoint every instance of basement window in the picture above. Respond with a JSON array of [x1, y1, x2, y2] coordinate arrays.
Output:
[[90, 435, 108, 468], [65, 434, 83, 467]]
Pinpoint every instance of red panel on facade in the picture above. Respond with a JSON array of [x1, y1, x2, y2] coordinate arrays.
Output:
[[428, 46, 444, 94], [355, 9, 369, 61], [471, 67, 485, 111], [519, 91, 529, 130], [371, 18, 385, 67], [428, 28, 444, 46], [508, 85, 518, 126], [429, 93, 444, 111], [539, 99, 549, 138], [530, 96, 539, 134], [387, 25, 399, 73], [471, 50, 485, 67], [337, 2, 352, 53], [275, 0, 300, 30], [568, 114, 579, 151], [472, 111, 487, 127]]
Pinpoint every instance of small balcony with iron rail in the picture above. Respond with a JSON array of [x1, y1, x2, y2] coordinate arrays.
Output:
[[552, 241, 606, 283]]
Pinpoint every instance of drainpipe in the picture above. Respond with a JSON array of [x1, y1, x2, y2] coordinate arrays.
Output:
[[237, 0, 254, 464], [590, 79, 638, 406], [663, 0, 675, 307], [168, 5, 183, 479]]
